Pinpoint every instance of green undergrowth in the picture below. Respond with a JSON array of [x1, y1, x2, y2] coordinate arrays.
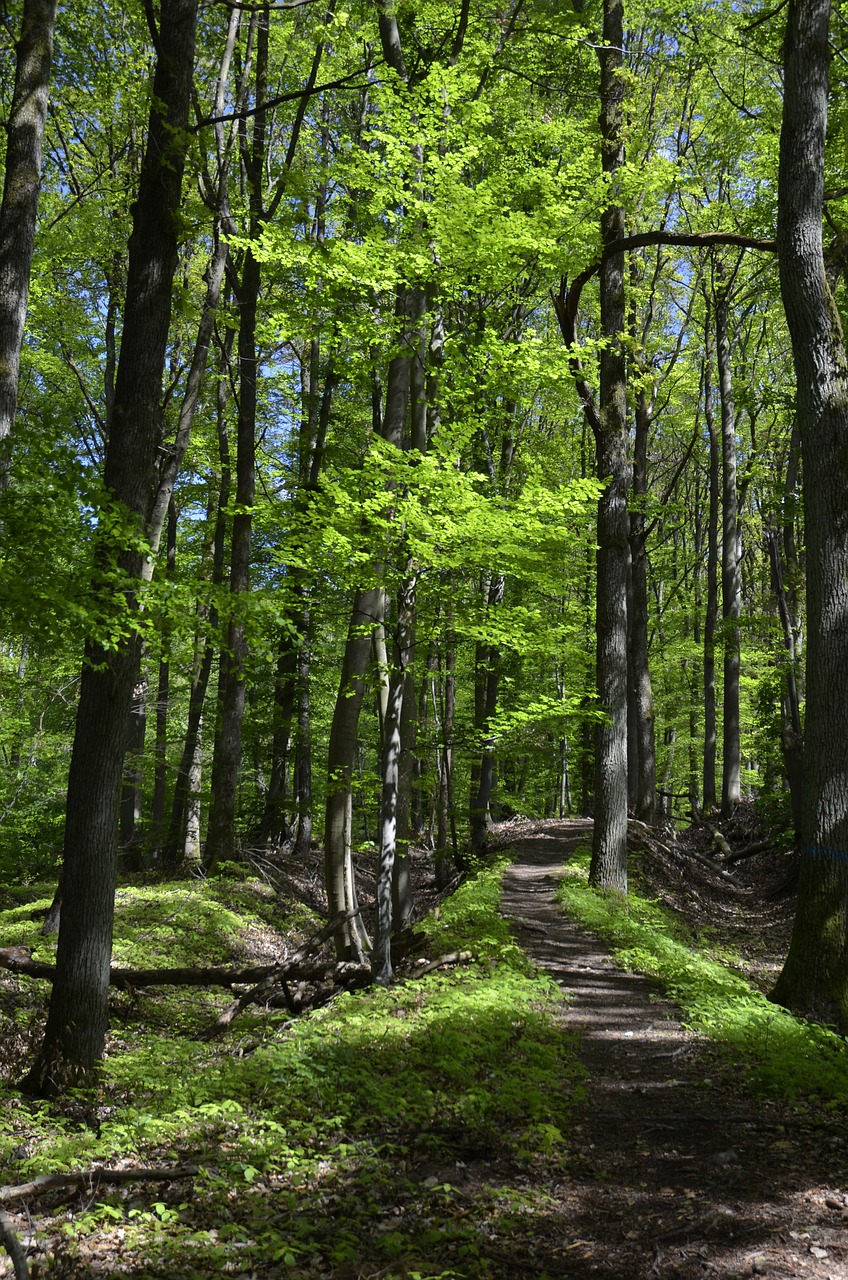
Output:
[[558, 847, 848, 1106], [1, 862, 585, 1279]]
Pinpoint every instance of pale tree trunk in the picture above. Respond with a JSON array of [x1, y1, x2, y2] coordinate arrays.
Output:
[[772, 0, 848, 1031], [590, 0, 629, 892], [0, 0, 57, 487], [372, 579, 415, 984], [715, 282, 742, 817], [324, 586, 382, 958], [23, 0, 199, 1094]]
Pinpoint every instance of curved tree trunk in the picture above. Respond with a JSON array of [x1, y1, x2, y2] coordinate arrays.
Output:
[[771, 0, 848, 1032]]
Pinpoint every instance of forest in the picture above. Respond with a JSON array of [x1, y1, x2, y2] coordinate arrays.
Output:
[[1, 0, 848, 1272]]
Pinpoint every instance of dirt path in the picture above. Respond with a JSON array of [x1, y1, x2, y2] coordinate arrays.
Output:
[[501, 821, 848, 1280]]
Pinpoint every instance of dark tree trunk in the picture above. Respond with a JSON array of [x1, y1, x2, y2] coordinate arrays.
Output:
[[206, 243, 260, 871], [715, 285, 742, 818], [771, 0, 848, 1032], [0, 0, 57, 486], [590, 0, 629, 892], [629, 391, 657, 824], [150, 499, 178, 853], [22, 0, 199, 1094], [470, 573, 504, 856], [702, 313, 720, 813]]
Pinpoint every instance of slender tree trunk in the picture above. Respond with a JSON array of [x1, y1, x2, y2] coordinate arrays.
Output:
[[629, 391, 656, 824], [590, 0, 629, 892], [324, 586, 382, 958], [0, 0, 57, 487], [702, 314, 720, 812], [771, 0, 848, 1032], [470, 573, 504, 856], [715, 285, 742, 817], [150, 499, 178, 853], [23, 0, 199, 1094]]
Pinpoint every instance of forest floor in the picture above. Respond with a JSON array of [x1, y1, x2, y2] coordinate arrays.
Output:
[[497, 817, 848, 1280], [2, 815, 848, 1279]]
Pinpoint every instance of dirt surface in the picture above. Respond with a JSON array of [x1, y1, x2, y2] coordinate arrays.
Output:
[[500, 819, 848, 1280]]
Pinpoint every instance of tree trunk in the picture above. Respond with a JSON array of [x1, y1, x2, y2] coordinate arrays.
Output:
[[470, 573, 504, 856], [324, 586, 382, 958], [22, 0, 199, 1094], [0, 0, 57, 487], [771, 0, 848, 1032], [702, 313, 720, 813], [629, 391, 657, 824], [590, 0, 629, 892], [715, 284, 742, 817]]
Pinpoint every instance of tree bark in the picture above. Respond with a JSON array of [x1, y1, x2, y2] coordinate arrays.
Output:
[[590, 0, 629, 892], [0, 0, 57, 487], [715, 283, 742, 818], [771, 0, 848, 1032], [702, 314, 720, 813], [22, 0, 199, 1094]]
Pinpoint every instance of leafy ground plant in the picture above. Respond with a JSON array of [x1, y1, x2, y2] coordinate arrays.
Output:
[[557, 846, 848, 1104], [1, 863, 585, 1278]]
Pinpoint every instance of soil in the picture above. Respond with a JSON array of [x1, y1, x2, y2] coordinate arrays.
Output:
[[499, 817, 848, 1280]]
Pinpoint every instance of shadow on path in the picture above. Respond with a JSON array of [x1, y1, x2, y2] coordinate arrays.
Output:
[[500, 820, 848, 1280]]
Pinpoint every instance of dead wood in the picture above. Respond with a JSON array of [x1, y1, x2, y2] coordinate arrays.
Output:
[[0, 1165, 199, 1206], [0, 1207, 28, 1280], [203, 958, 372, 1038], [411, 950, 473, 976], [722, 838, 775, 865], [0, 908, 362, 990]]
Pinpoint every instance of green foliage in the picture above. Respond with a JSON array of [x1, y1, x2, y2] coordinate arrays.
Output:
[[2, 865, 585, 1276], [558, 849, 848, 1104]]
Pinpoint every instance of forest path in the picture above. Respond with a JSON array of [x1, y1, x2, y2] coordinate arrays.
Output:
[[500, 820, 848, 1280]]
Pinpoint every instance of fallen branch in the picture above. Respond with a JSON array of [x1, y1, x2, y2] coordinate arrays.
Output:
[[411, 950, 473, 976], [0, 909, 362, 990], [0, 1208, 28, 1280], [203, 958, 372, 1038], [0, 1165, 198, 1206], [722, 838, 775, 865]]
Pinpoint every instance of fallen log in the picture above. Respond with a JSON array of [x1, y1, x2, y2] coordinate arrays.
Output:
[[0, 909, 361, 990], [0, 1164, 199, 1206]]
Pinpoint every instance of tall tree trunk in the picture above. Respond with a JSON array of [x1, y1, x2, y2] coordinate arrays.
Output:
[[150, 498, 178, 853], [590, 0, 629, 892], [0, 0, 57, 487], [23, 0, 199, 1094], [715, 284, 742, 817], [772, 0, 848, 1030], [629, 391, 657, 824], [702, 312, 720, 812]]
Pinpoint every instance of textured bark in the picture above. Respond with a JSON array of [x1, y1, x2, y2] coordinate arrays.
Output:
[[0, 0, 57, 484], [628, 391, 656, 824], [702, 316, 720, 813], [771, 0, 848, 1032], [22, 0, 198, 1094], [590, 0, 629, 892], [715, 288, 742, 817], [470, 573, 504, 856]]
